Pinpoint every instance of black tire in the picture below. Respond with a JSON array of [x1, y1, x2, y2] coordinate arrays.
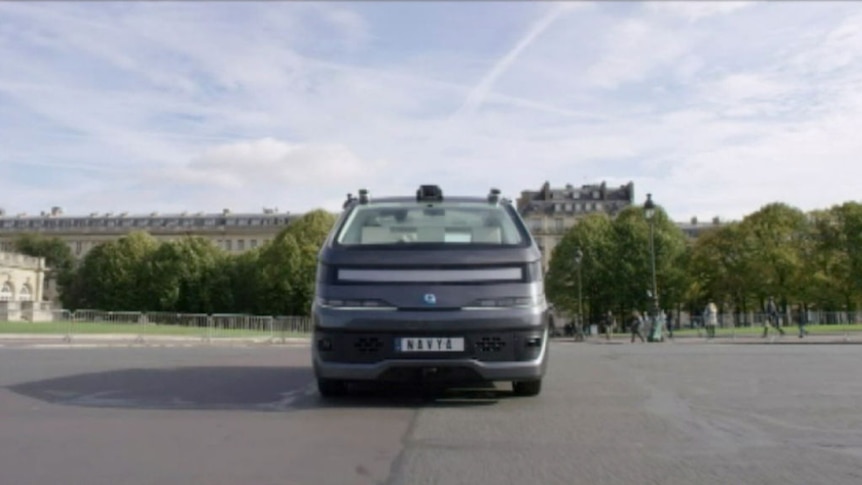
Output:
[[317, 378, 348, 398], [512, 379, 542, 397]]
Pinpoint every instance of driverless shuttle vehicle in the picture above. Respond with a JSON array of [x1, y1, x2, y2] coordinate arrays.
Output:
[[311, 185, 549, 397]]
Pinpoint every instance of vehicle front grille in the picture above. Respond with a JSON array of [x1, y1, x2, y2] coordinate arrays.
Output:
[[474, 336, 507, 353], [354, 336, 384, 353]]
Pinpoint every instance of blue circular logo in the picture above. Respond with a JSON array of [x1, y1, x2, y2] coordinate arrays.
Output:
[[423, 293, 437, 305]]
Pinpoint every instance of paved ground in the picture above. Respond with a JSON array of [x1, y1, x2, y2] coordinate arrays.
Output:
[[2, 341, 861, 485]]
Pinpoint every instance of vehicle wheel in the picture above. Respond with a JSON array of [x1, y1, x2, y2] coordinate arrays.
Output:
[[317, 378, 348, 398], [512, 379, 542, 397]]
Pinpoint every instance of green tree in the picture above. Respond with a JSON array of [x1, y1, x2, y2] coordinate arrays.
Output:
[[611, 206, 688, 314], [738, 203, 809, 310], [67, 231, 158, 310], [257, 209, 336, 315], [140, 236, 227, 313], [546, 205, 687, 324], [687, 222, 750, 314], [808, 203, 862, 311], [13, 234, 76, 301], [546, 213, 616, 321], [225, 248, 262, 314]]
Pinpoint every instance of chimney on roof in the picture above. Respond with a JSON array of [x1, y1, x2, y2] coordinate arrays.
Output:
[[712, 216, 720, 225], [691, 216, 698, 225], [223, 208, 230, 216], [51, 206, 63, 216], [540, 181, 551, 200]]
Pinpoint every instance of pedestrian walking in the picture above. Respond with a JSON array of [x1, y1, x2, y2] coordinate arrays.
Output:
[[604, 310, 616, 341], [550, 313, 561, 338], [573, 316, 585, 342], [704, 301, 718, 339], [665, 310, 674, 338], [762, 296, 786, 337], [794, 304, 809, 338], [630, 310, 646, 343]]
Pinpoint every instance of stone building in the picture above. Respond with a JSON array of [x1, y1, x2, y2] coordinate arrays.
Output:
[[676, 216, 726, 240], [0, 251, 51, 321], [517, 181, 636, 269], [0, 206, 299, 260]]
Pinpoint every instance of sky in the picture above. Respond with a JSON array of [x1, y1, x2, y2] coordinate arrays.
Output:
[[2, 1, 862, 222]]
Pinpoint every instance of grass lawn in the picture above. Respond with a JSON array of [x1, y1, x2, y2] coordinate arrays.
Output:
[[0, 321, 309, 338]]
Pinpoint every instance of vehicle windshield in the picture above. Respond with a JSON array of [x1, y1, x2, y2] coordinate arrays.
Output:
[[336, 201, 526, 246]]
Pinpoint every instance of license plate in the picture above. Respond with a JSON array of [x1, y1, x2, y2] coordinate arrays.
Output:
[[396, 337, 464, 352]]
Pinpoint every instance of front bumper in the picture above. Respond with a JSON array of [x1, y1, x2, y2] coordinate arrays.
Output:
[[311, 304, 548, 382]]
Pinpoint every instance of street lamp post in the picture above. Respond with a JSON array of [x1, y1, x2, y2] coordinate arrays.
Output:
[[574, 248, 583, 340], [644, 194, 662, 342]]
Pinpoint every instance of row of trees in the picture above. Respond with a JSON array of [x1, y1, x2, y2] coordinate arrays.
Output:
[[14, 210, 336, 316], [545, 201, 862, 324], [12, 201, 862, 320]]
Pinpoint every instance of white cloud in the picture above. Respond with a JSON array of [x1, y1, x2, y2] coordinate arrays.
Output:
[[645, 1, 754, 21], [583, 18, 690, 89], [790, 13, 862, 74], [179, 138, 387, 189], [706, 73, 796, 103], [3, 1, 862, 224]]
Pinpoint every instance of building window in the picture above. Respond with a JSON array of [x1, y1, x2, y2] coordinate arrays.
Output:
[[225, 240, 233, 251], [555, 218, 564, 232], [19, 283, 32, 301], [0, 282, 13, 300], [528, 218, 543, 233], [75, 241, 82, 255], [250, 239, 258, 249], [238, 239, 245, 251]]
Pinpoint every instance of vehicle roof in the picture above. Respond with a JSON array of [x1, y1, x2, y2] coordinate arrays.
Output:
[[354, 196, 509, 205]]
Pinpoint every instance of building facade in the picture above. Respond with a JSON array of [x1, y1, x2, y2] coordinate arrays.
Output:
[[0, 207, 299, 260], [0, 251, 50, 321], [676, 216, 727, 240], [517, 181, 636, 269]]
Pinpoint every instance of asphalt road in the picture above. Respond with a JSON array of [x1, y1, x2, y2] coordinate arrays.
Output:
[[1, 341, 861, 485]]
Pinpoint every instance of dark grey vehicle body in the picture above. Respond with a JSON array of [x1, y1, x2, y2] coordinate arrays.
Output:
[[311, 188, 549, 396]]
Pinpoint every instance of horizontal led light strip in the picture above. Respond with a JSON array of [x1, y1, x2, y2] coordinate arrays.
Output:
[[337, 268, 523, 283]]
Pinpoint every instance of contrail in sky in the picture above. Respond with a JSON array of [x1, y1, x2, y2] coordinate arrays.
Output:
[[454, 3, 578, 117]]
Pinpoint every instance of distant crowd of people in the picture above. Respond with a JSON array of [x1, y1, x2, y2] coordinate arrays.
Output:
[[549, 296, 810, 342]]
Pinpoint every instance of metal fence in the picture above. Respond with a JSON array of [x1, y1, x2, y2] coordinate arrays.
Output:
[[6, 309, 312, 343]]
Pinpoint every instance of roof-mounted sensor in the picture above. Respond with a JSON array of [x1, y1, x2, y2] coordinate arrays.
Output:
[[416, 185, 443, 202], [488, 188, 501, 205], [343, 193, 355, 209], [358, 189, 370, 204]]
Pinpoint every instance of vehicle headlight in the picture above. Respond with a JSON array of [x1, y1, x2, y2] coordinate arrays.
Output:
[[317, 298, 395, 309], [468, 294, 545, 309]]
